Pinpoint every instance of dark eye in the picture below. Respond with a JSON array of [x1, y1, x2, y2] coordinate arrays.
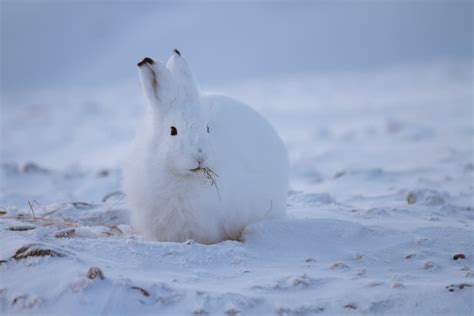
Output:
[[170, 126, 178, 136], [207, 125, 210, 133]]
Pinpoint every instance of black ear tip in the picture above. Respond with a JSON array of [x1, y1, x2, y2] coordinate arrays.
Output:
[[173, 48, 181, 56], [137, 57, 154, 67]]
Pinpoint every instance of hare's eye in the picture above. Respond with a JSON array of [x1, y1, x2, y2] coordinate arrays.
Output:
[[170, 126, 178, 136], [206, 125, 210, 133]]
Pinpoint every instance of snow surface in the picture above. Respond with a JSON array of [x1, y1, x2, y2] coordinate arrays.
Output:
[[1, 61, 473, 315]]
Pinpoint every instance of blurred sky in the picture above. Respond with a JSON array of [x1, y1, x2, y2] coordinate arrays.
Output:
[[1, 1, 473, 94]]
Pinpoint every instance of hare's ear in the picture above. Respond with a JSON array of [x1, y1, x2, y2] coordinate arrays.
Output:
[[166, 49, 199, 102], [137, 57, 176, 114]]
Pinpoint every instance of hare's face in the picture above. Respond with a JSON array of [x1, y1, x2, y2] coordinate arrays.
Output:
[[158, 109, 213, 176], [137, 50, 214, 176]]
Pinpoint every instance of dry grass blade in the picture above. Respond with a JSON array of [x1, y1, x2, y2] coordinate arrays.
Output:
[[42, 203, 70, 217], [130, 286, 150, 297], [102, 191, 126, 203], [5, 213, 78, 228], [41, 201, 94, 217], [264, 200, 273, 217], [27, 200, 36, 221], [71, 202, 94, 209]]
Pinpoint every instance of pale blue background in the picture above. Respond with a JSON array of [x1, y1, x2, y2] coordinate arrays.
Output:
[[1, 1, 472, 94]]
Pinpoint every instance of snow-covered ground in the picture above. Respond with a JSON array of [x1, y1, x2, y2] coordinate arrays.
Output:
[[1, 60, 473, 315]]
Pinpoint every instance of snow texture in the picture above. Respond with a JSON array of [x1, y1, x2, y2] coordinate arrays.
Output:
[[1, 61, 473, 315]]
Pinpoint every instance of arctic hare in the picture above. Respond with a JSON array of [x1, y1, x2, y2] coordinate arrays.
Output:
[[123, 49, 289, 244]]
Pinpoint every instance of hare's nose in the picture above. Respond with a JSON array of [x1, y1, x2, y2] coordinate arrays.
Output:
[[195, 149, 207, 163]]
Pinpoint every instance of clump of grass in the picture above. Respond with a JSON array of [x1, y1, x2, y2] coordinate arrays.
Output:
[[5, 201, 79, 229], [446, 283, 472, 292], [0, 201, 78, 230], [453, 253, 466, 260], [407, 192, 417, 204], [12, 243, 65, 260], [101, 224, 123, 237], [8, 225, 36, 231], [87, 266, 105, 280], [344, 303, 358, 310], [11, 213, 78, 229], [54, 228, 76, 238]]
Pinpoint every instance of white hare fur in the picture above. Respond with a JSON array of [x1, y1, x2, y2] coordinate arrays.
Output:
[[123, 50, 289, 244]]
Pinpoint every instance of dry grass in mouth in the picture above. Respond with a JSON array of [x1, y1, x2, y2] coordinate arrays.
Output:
[[201, 167, 218, 186], [195, 167, 221, 200], [202, 167, 220, 199]]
